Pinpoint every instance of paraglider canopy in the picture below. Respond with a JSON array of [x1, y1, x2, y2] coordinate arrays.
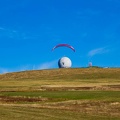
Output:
[[52, 44, 75, 52]]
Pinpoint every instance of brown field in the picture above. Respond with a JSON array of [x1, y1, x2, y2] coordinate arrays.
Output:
[[0, 68, 120, 120]]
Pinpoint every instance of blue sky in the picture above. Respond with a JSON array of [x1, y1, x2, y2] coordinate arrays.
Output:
[[0, 0, 120, 73]]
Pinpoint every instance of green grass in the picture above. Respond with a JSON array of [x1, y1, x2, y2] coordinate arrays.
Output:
[[1, 91, 120, 102]]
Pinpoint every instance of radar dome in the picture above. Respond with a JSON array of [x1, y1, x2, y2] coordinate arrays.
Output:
[[58, 57, 72, 68]]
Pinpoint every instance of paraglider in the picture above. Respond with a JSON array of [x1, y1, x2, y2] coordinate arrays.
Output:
[[52, 44, 75, 52]]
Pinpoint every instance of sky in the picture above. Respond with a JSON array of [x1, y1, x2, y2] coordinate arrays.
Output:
[[0, 0, 120, 73]]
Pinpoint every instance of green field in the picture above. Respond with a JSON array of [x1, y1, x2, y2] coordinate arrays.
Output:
[[0, 68, 120, 120]]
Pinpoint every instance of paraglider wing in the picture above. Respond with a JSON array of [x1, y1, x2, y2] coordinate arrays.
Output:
[[52, 44, 75, 52]]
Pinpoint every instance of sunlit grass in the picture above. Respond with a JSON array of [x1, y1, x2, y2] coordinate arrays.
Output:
[[0, 68, 120, 119]]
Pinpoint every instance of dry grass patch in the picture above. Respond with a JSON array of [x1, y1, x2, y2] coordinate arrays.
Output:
[[0, 68, 120, 120]]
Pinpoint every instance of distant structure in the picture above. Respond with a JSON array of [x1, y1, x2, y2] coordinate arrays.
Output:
[[58, 57, 72, 68], [88, 62, 92, 67]]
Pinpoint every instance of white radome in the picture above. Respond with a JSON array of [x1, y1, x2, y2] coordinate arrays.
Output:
[[58, 57, 72, 68]]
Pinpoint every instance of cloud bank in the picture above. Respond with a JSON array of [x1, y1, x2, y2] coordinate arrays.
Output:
[[37, 60, 57, 70], [88, 47, 109, 57], [0, 60, 57, 74]]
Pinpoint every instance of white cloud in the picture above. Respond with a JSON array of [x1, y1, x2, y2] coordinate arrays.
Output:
[[0, 60, 58, 74], [88, 47, 109, 57], [0, 27, 19, 39], [0, 27, 5, 30], [0, 67, 9, 74], [17, 60, 58, 71], [76, 8, 101, 19], [0, 26, 44, 41], [37, 60, 57, 70]]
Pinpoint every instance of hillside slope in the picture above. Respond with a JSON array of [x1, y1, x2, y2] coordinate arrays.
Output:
[[0, 68, 120, 120], [0, 68, 120, 80]]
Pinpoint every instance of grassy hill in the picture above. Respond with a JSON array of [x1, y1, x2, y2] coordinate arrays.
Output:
[[1, 68, 120, 80], [0, 68, 120, 120]]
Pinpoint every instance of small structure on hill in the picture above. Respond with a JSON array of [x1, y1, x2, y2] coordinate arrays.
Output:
[[88, 62, 92, 67]]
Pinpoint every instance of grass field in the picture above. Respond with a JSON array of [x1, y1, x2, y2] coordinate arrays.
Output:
[[0, 68, 120, 120]]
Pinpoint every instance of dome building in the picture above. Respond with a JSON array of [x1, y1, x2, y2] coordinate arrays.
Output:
[[58, 57, 72, 68]]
